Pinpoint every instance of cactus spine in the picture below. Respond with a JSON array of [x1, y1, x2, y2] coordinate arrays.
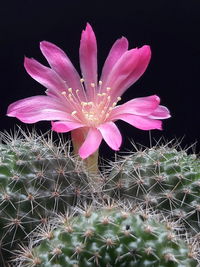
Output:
[[0, 130, 199, 266], [107, 143, 200, 233], [13, 204, 198, 267], [0, 129, 100, 265]]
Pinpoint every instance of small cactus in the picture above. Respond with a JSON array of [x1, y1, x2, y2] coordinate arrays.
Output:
[[0, 129, 101, 265], [14, 204, 198, 267], [107, 142, 200, 234]]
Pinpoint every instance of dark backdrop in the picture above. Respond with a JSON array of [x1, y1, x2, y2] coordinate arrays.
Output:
[[0, 0, 199, 158]]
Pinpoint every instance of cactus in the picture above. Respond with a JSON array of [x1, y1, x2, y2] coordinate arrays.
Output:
[[13, 203, 198, 267], [106, 143, 200, 234], [0, 129, 101, 265], [1, 130, 200, 266]]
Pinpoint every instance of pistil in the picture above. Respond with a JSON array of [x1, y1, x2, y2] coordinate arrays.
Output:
[[61, 81, 122, 128]]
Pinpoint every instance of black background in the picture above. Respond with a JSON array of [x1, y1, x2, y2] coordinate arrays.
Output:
[[0, 0, 199, 159]]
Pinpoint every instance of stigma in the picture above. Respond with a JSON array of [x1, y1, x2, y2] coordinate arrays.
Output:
[[60, 81, 121, 126]]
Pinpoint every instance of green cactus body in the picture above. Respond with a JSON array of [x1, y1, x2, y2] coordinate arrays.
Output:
[[107, 146, 200, 233], [0, 132, 97, 264], [15, 206, 198, 267]]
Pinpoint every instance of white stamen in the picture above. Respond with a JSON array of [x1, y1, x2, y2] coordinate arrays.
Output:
[[61, 81, 123, 127], [81, 102, 88, 107], [71, 111, 77, 116], [105, 113, 110, 119], [91, 83, 95, 88]]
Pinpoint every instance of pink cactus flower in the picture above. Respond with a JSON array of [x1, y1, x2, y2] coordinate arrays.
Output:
[[7, 23, 170, 159]]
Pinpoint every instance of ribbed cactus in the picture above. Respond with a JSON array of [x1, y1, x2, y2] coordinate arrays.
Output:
[[13, 204, 198, 267], [107, 144, 200, 234], [1, 130, 200, 266], [0, 130, 99, 265]]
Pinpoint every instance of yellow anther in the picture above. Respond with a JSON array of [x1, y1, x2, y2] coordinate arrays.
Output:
[[71, 111, 77, 116], [101, 93, 107, 96], [91, 83, 95, 88], [97, 93, 102, 97], [106, 87, 111, 91], [105, 113, 110, 119], [80, 78, 84, 83], [81, 102, 88, 106], [112, 102, 117, 107], [117, 97, 121, 101], [68, 88, 72, 93], [87, 102, 93, 106], [99, 80, 102, 85], [76, 89, 79, 94], [61, 91, 67, 95], [107, 96, 111, 101]]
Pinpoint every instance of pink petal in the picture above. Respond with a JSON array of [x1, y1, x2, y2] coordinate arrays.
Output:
[[116, 45, 151, 96], [100, 37, 128, 84], [79, 23, 97, 99], [114, 113, 162, 130], [79, 128, 102, 159], [40, 41, 85, 100], [7, 95, 72, 123], [7, 95, 65, 114], [98, 121, 122, 150], [110, 95, 160, 118], [52, 121, 84, 133], [104, 48, 139, 89], [105, 45, 151, 100], [24, 57, 67, 96], [8, 110, 72, 124], [149, 105, 171, 119]]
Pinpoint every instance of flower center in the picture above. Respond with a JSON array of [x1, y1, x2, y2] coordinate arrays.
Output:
[[61, 80, 121, 127]]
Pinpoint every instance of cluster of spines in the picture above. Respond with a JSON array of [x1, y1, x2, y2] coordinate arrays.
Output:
[[0, 129, 102, 265], [12, 203, 198, 267], [106, 142, 200, 234], [0, 131, 200, 266]]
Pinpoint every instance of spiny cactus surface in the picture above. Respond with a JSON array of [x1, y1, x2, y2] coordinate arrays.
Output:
[[107, 143, 200, 233], [0, 130, 98, 265], [14, 205, 198, 267]]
